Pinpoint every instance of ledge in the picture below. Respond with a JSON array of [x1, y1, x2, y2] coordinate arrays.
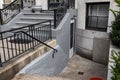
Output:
[[0, 40, 56, 80]]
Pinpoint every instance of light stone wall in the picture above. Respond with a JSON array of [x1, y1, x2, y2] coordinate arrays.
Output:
[[36, 0, 48, 10], [0, 0, 3, 9], [75, 0, 119, 32], [75, 0, 119, 61]]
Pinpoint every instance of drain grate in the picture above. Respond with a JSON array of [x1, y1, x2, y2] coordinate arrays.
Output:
[[78, 71, 84, 75]]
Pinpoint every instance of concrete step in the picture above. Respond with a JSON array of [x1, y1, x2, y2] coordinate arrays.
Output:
[[20, 17, 54, 23], [23, 8, 54, 14], [15, 21, 54, 26], [20, 17, 54, 21], [21, 16, 54, 20], [8, 22, 54, 31], [23, 13, 54, 16]]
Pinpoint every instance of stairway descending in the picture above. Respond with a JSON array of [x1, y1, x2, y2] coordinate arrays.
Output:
[[15, 8, 54, 27], [1, 8, 54, 31]]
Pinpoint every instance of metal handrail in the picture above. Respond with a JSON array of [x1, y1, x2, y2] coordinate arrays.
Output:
[[0, 0, 21, 10], [17, 31, 57, 52], [0, 20, 52, 67], [0, 0, 22, 24]]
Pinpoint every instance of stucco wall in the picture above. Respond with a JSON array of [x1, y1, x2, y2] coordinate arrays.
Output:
[[18, 9, 77, 76], [76, 29, 110, 60], [75, 0, 119, 62], [36, 0, 48, 10], [0, 0, 3, 9], [75, 0, 119, 31]]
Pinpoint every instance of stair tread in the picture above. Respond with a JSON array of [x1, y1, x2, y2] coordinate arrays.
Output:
[[23, 13, 54, 15], [15, 21, 54, 25], [20, 17, 54, 20]]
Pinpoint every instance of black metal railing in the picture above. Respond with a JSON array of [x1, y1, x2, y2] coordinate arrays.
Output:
[[53, 1, 67, 29], [0, 0, 22, 25], [0, 20, 55, 67]]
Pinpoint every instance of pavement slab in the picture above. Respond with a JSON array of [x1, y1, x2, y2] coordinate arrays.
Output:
[[12, 74, 70, 80], [59, 54, 107, 80]]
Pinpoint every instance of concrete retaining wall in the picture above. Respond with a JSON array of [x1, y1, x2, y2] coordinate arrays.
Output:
[[17, 9, 77, 77], [0, 40, 56, 80], [76, 29, 110, 63]]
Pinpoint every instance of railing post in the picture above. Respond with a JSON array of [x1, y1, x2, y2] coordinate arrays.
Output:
[[31, 26, 35, 50], [21, 0, 24, 9], [54, 9, 57, 29], [68, 0, 70, 9], [50, 20, 52, 39], [0, 54, 2, 67], [0, 10, 3, 25]]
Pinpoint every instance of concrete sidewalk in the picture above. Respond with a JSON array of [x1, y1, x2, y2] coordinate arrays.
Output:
[[12, 54, 107, 80], [12, 74, 70, 80], [59, 54, 107, 80]]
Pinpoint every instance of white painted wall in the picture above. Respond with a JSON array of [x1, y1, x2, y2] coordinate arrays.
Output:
[[75, 0, 119, 60], [75, 0, 119, 32], [36, 0, 48, 10], [0, 0, 3, 9]]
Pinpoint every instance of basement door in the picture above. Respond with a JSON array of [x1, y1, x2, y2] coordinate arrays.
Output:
[[69, 17, 76, 58]]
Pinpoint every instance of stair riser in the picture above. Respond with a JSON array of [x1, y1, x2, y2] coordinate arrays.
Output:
[[23, 10, 54, 14], [15, 22, 54, 26], [21, 16, 54, 20], [23, 13, 54, 16], [19, 19, 54, 23]]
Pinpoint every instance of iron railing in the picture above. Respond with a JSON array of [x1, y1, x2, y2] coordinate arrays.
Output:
[[0, 0, 22, 25], [53, 1, 67, 29], [0, 20, 55, 67]]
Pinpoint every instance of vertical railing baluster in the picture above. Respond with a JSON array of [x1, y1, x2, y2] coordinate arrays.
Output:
[[1, 34, 6, 62], [50, 20, 52, 39], [21, 0, 24, 9], [14, 34, 17, 56], [39, 27, 41, 41], [40, 27, 42, 42], [32, 26, 34, 49], [24, 33, 27, 51], [29, 27, 32, 49], [10, 36, 14, 58], [17, 34, 21, 54], [36, 28, 40, 45], [43, 26, 45, 42], [33, 26, 37, 46], [0, 53, 2, 67], [0, 10, 3, 25], [54, 9, 57, 29], [27, 31, 30, 50], [20, 33, 24, 53], [6, 38, 10, 60]]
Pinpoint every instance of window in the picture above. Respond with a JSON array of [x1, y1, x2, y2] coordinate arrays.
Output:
[[86, 3, 109, 31]]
